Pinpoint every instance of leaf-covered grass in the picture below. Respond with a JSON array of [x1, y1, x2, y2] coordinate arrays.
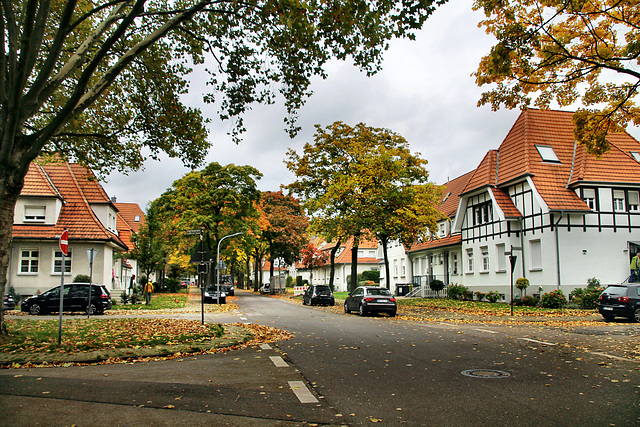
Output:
[[114, 292, 188, 310], [1, 318, 224, 353]]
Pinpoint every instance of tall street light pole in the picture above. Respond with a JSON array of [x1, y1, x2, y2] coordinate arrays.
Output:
[[217, 232, 244, 304]]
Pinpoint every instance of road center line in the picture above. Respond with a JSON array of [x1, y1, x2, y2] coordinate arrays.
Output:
[[518, 338, 556, 346], [270, 356, 289, 367], [288, 381, 319, 404], [474, 328, 498, 334]]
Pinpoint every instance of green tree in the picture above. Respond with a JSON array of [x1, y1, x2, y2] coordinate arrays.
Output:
[[0, 0, 446, 334], [259, 191, 309, 278], [129, 204, 165, 282], [473, 0, 640, 156], [152, 162, 262, 285]]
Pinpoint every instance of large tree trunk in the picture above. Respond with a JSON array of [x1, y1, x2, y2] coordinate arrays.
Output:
[[328, 237, 341, 290], [381, 235, 390, 290], [349, 233, 360, 293], [0, 159, 31, 334]]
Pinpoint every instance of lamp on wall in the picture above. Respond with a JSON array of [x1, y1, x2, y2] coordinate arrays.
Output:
[[582, 249, 587, 255]]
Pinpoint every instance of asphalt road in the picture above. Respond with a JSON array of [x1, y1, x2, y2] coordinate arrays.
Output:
[[1, 290, 638, 426]]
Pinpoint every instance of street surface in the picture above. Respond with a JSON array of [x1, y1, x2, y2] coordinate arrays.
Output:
[[1, 290, 639, 426]]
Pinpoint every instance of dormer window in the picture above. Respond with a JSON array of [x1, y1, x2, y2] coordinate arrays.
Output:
[[631, 151, 640, 162], [535, 145, 561, 163], [24, 206, 46, 222]]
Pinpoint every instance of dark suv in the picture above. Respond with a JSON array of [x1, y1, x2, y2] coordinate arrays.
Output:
[[302, 285, 335, 306], [598, 284, 640, 322], [21, 283, 112, 315]]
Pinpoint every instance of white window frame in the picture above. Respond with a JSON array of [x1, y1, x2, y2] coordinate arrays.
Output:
[[535, 145, 561, 163], [613, 190, 625, 211], [529, 240, 542, 271], [393, 259, 398, 277], [19, 248, 39, 274], [53, 250, 72, 275], [480, 246, 489, 273], [496, 244, 506, 272], [400, 259, 406, 277], [628, 190, 639, 211], [466, 249, 474, 273], [452, 253, 458, 275], [582, 188, 596, 210], [24, 206, 46, 222]]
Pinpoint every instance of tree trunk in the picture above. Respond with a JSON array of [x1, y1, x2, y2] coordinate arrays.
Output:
[[349, 233, 360, 293], [329, 237, 341, 290], [381, 235, 390, 290], [0, 159, 31, 335]]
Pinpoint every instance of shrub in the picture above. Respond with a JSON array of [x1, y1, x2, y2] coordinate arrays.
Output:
[[286, 276, 294, 287], [447, 284, 468, 300], [296, 276, 303, 287], [515, 277, 530, 296], [571, 286, 603, 309], [514, 295, 539, 306], [486, 291, 500, 303], [361, 270, 380, 283], [540, 289, 566, 308], [73, 274, 91, 283], [463, 290, 474, 300], [162, 278, 181, 293], [586, 277, 601, 288], [474, 291, 486, 301], [120, 292, 130, 305], [429, 279, 445, 293]]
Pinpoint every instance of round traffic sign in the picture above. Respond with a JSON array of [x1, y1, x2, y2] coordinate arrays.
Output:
[[59, 230, 69, 256]]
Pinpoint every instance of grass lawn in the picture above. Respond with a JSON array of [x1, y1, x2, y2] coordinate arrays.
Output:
[[0, 318, 224, 353], [113, 292, 188, 310]]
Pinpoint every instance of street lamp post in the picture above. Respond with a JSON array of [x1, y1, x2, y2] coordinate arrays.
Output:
[[217, 232, 243, 304]]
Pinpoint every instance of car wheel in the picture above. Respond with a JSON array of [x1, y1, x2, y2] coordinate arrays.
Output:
[[86, 303, 96, 315], [344, 302, 350, 314], [601, 313, 615, 321], [358, 304, 367, 316], [634, 307, 640, 323], [29, 303, 42, 315]]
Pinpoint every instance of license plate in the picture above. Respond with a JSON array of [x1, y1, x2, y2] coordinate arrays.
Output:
[[603, 307, 613, 311], [377, 299, 388, 303]]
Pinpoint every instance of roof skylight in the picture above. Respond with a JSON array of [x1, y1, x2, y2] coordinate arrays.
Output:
[[630, 151, 640, 163], [535, 145, 561, 163]]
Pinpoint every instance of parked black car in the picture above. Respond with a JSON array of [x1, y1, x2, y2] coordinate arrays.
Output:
[[344, 286, 397, 317], [302, 285, 335, 306], [203, 286, 226, 304], [221, 283, 234, 296], [3, 295, 16, 311], [598, 284, 640, 322], [21, 283, 112, 315]]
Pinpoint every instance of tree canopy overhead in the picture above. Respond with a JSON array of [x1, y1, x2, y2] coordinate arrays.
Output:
[[473, 0, 640, 155]]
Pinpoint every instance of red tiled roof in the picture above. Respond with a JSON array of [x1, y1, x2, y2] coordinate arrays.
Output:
[[114, 203, 145, 251], [21, 163, 60, 198], [334, 235, 379, 265], [464, 109, 640, 211], [12, 162, 127, 250], [408, 234, 462, 253], [490, 188, 522, 218], [439, 170, 474, 217]]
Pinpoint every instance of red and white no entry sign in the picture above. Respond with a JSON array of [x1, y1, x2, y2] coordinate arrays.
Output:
[[59, 230, 69, 256]]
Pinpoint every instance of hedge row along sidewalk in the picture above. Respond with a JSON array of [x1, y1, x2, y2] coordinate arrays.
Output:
[[0, 319, 293, 369]]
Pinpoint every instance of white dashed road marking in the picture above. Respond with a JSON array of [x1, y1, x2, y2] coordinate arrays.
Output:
[[519, 338, 556, 346], [288, 381, 319, 404], [270, 356, 289, 367], [474, 328, 498, 334], [260, 344, 272, 350]]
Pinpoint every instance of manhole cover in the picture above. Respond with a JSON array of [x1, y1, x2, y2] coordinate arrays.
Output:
[[461, 369, 511, 378]]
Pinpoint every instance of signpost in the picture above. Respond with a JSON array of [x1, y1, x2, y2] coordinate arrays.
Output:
[[86, 249, 97, 318], [57, 230, 68, 346]]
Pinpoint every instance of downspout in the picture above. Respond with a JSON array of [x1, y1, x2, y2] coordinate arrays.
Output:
[[520, 217, 526, 279], [554, 212, 564, 290]]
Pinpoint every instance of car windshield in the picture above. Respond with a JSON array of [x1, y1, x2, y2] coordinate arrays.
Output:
[[602, 286, 628, 297], [367, 288, 391, 296]]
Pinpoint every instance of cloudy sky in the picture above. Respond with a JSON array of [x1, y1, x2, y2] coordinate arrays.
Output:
[[102, 0, 638, 210]]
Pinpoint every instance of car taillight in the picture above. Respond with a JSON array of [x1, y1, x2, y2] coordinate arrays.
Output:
[[364, 297, 375, 302], [100, 294, 109, 299], [618, 296, 630, 302], [389, 297, 396, 302], [598, 294, 604, 300]]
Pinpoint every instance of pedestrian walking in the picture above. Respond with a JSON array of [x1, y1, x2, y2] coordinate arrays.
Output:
[[630, 252, 640, 282], [144, 281, 154, 304]]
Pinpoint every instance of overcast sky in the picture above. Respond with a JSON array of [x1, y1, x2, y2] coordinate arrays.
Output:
[[103, 0, 639, 210]]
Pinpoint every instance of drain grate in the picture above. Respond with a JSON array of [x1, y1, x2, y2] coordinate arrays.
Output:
[[461, 369, 511, 378]]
